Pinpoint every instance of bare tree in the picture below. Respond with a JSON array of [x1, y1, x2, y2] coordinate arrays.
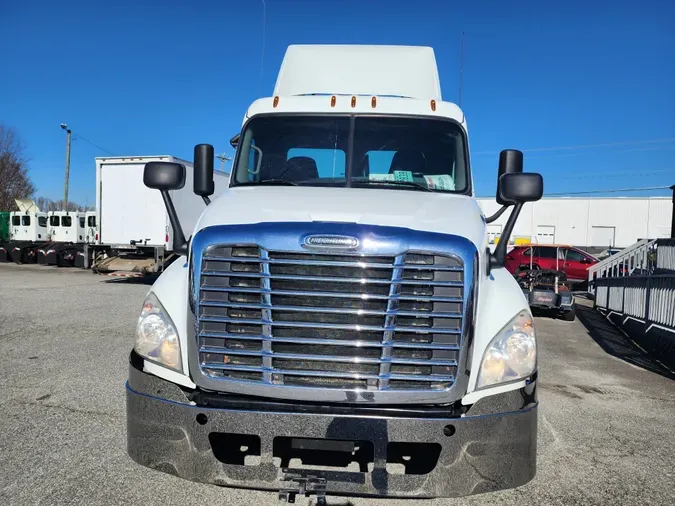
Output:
[[35, 196, 93, 212], [0, 124, 35, 211]]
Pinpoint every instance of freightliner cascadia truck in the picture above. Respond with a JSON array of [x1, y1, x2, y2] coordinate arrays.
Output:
[[126, 45, 543, 502]]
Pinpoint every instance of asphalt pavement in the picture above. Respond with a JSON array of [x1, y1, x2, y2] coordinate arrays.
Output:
[[1, 263, 674, 506]]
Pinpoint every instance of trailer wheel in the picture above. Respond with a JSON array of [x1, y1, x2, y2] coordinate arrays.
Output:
[[561, 306, 576, 321]]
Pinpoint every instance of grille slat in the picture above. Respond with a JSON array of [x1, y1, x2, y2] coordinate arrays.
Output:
[[201, 300, 461, 318], [199, 332, 460, 350], [198, 245, 464, 392], [200, 346, 457, 367], [203, 255, 463, 271], [200, 286, 463, 303], [202, 363, 455, 383], [199, 316, 461, 334], [202, 270, 463, 287]]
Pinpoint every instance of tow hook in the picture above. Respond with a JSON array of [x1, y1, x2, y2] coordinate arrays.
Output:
[[278, 469, 327, 505]]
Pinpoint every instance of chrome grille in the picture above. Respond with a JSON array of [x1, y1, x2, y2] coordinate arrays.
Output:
[[197, 245, 464, 392]]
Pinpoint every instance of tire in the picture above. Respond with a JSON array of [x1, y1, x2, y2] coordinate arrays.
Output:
[[561, 306, 576, 321]]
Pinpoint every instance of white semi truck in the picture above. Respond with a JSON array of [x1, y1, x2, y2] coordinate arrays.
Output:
[[126, 45, 543, 501], [39, 211, 87, 266], [5, 199, 49, 264]]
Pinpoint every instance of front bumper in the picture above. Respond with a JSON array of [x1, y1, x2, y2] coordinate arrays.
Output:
[[127, 360, 537, 499]]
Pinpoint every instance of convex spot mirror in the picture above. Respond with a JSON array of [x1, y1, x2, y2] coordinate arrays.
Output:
[[498, 173, 544, 205], [496, 149, 523, 206], [194, 144, 215, 198], [143, 162, 186, 190]]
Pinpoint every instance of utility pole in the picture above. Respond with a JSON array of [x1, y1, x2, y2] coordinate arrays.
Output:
[[61, 123, 72, 209], [670, 184, 675, 239], [216, 153, 232, 172]]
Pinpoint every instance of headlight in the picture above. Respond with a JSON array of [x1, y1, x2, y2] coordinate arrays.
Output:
[[135, 292, 182, 372], [476, 311, 536, 389]]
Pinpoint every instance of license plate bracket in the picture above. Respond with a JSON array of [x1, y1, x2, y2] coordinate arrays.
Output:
[[290, 437, 355, 453]]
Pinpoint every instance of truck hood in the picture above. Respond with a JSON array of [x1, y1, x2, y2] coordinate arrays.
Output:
[[194, 186, 488, 249]]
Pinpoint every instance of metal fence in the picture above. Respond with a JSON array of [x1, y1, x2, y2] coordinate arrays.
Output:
[[595, 274, 675, 331], [588, 238, 675, 294], [593, 239, 675, 358]]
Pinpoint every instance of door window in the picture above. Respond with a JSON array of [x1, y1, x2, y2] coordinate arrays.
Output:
[[62, 216, 72, 227], [22, 216, 31, 226], [50, 216, 60, 226], [38, 216, 47, 227], [565, 249, 587, 262], [535, 247, 558, 259], [11, 216, 20, 226]]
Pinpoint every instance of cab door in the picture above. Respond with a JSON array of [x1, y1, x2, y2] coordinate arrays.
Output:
[[86, 214, 98, 244]]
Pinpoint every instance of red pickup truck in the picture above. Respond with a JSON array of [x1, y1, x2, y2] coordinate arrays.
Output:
[[505, 244, 599, 285]]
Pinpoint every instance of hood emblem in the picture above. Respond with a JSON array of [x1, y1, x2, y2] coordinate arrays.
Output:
[[304, 235, 359, 249]]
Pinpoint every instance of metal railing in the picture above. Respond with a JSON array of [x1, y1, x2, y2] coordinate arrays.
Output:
[[588, 238, 675, 294], [592, 239, 675, 358], [594, 273, 675, 341]]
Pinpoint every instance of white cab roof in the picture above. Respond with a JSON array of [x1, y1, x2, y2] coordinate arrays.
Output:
[[273, 45, 442, 101]]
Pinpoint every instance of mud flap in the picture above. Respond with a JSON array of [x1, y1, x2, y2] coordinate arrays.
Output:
[[278, 470, 327, 505]]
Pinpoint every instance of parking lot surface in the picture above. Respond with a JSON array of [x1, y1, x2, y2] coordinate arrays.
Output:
[[1, 263, 674, 506]]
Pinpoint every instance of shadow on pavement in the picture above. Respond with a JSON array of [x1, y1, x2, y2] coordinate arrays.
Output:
[[102, 275, 158, 286], [576, 304, 675, 381]]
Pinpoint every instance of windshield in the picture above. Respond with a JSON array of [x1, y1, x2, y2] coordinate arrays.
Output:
[[232, 115, 469, 193]]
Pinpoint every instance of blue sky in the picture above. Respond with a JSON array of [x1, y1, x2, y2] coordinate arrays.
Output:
[[1, 0, 674, 206]]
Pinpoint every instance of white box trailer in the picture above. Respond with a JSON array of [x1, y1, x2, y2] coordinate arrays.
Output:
[[91, 155, 228, 275]]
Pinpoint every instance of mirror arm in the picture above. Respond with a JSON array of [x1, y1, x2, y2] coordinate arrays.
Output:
[[160, 190, 188, 256], [202, 196, 211, 206], [485, 205, 509, 224], [489, 202, 523, 271]]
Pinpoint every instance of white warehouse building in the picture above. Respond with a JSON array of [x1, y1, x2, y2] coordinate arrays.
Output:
[[477, 197, 673, 251]]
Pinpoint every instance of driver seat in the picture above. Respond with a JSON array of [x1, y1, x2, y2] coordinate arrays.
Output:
[[389, 149, 426, 174], [281, 156, 319, 181]]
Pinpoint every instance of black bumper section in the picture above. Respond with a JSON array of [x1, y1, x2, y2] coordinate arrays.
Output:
[[127, 361, 537, 498]]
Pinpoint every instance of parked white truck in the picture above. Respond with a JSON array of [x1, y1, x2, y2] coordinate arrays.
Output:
[[90, 155, 227, 276], [126, 45, 543, 501], [6, 199, 49, 264]]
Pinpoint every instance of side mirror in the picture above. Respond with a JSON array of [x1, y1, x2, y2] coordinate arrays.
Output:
[[194, 144, 215, 203], [143, 161, 188, 256], [496, 149, 523, 206], [489, 167, 544, 271], [498, 173, 543, 205], [143, 162, 186, 190]]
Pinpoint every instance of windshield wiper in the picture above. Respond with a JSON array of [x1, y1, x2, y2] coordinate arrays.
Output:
[[236, 179, 300, 187], [354, 179, 435, 192]]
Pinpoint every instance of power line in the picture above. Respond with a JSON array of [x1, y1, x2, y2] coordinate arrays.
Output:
[[549, 168, 675, 180], [526, 144, 675, 160], [543, 185, 671, 196], [72, 133, 115, 156], [472, 137, 675, 156], [477, 185, 672, 198]]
